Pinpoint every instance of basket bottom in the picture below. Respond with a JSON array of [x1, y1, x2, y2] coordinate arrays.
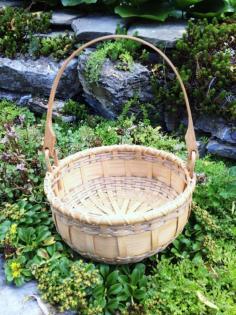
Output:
[[62, 176, 179, 220]]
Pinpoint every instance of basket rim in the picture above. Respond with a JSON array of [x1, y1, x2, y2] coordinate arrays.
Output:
[[44, 144, 196, 226]]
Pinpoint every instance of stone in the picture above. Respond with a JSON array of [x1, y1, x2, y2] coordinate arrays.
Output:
[[71, 15, 126, 41], [0, 89, 31, 105], [197, 140, 207, 158], [207, 139, 236, 160], [0, 89, 76, 122], [128, 21, 187, 48], [195, 115, 236, 145], [0, 256, 76, 315], [0, 0, 23, 8], [34, 31, 75, 39], [77, 50, 153, 118], [0, 56, 80, 99], [27, 96, 76, 122], [51, 9, 81, 26]]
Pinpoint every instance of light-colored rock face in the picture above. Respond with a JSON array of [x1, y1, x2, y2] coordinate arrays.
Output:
[[51, 10, 82, 26], [128, 22, 187, 48], [77, 50, 153, 118], [0, 57, 81, 99], [207, 140, 236, 159], [195, 115, 236, 145], [0, 90, 76, 122], [0, 0, 22, 8], [72, 15, 126, 41]]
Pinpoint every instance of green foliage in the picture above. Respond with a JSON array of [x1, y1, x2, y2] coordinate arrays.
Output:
[[62, 99, 90, 120], [0, 7, 77, 60], [0, 100, 236, 314], [32, 258, 101, 313], [30, 33, 77, 61], [154, 16, 236, 120], [0, 7, 51, 58], [93, 264, 148, 314], [85, 38, 140, 84], [144, 253, 236, 314], [0, 102, 43, 202]]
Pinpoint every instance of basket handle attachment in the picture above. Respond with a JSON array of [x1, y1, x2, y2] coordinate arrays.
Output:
[[44, 34, 197, 177]]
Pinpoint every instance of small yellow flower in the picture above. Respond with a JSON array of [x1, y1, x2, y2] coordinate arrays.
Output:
[[10, 261, 21, 272], [12, 270, 21, 278], [10, 224, 17, 235]]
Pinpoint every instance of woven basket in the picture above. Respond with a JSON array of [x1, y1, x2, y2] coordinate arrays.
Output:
[[44, 35, 198, 264]]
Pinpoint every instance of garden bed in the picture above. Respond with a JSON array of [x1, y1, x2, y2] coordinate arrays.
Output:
[[0, 100, 236, 314]]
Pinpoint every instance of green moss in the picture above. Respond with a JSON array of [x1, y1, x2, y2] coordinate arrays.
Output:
[[62, 99, 89, 120], [85, 38, 141, 84]]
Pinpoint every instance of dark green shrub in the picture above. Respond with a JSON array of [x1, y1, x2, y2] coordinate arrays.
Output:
[[154, 16, 236, 120], [0, 7, 51, 58]]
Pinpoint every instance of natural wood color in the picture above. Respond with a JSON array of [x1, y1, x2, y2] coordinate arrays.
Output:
[[43, 36, 198, 264], [45, 145, 196, 264], [43, 34, 198, 176]]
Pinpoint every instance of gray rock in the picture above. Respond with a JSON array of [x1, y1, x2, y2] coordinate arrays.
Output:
[[72, 15, 125, 41], [195, 115, 236, 145], [0, 0, 23, 8], [207, 139, 236, 159], [197, 140, 207, 158], [164, 111, 179, 131], [78, 50, 153, 118], [0, 89, 76, 122], [0, 56, 80, 99], [0, 89, 31, 105], [128, 21, 187, 48], [34, 31, 75, 39], [27, 96, 76, 122], [51, 9, 82, 26]]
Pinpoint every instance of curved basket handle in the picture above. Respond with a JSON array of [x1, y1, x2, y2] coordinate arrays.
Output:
[[44, 34, 198, 176]]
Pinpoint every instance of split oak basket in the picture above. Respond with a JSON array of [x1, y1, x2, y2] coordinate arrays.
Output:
[[44, 35, 198, 264]]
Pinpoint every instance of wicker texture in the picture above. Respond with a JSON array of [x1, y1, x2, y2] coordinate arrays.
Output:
[[43, 35, 198, 264]]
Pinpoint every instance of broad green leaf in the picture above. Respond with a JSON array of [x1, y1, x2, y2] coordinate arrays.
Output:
[[106, 270, 119, 286], [133, 288, 147, 300], [18, 227, 35, 244], [43, 236, 55, 246], [115, 1, 175, 21], [189, 0, 234, 17], [131, 263, 145, 286], [37, 248, 49, 260], [15, 276, 25, 287], [93, 284, 105, 297], [107, 299, 119, 311], [108, 283, 123, 295], [0, 220, 11, 240], [35, 227, 51, 244], [100, 264, 110, 278]]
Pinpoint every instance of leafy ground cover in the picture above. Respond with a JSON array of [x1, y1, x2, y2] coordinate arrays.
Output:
[[0, 7, 76, 59], [0, 100, 236, 314]]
